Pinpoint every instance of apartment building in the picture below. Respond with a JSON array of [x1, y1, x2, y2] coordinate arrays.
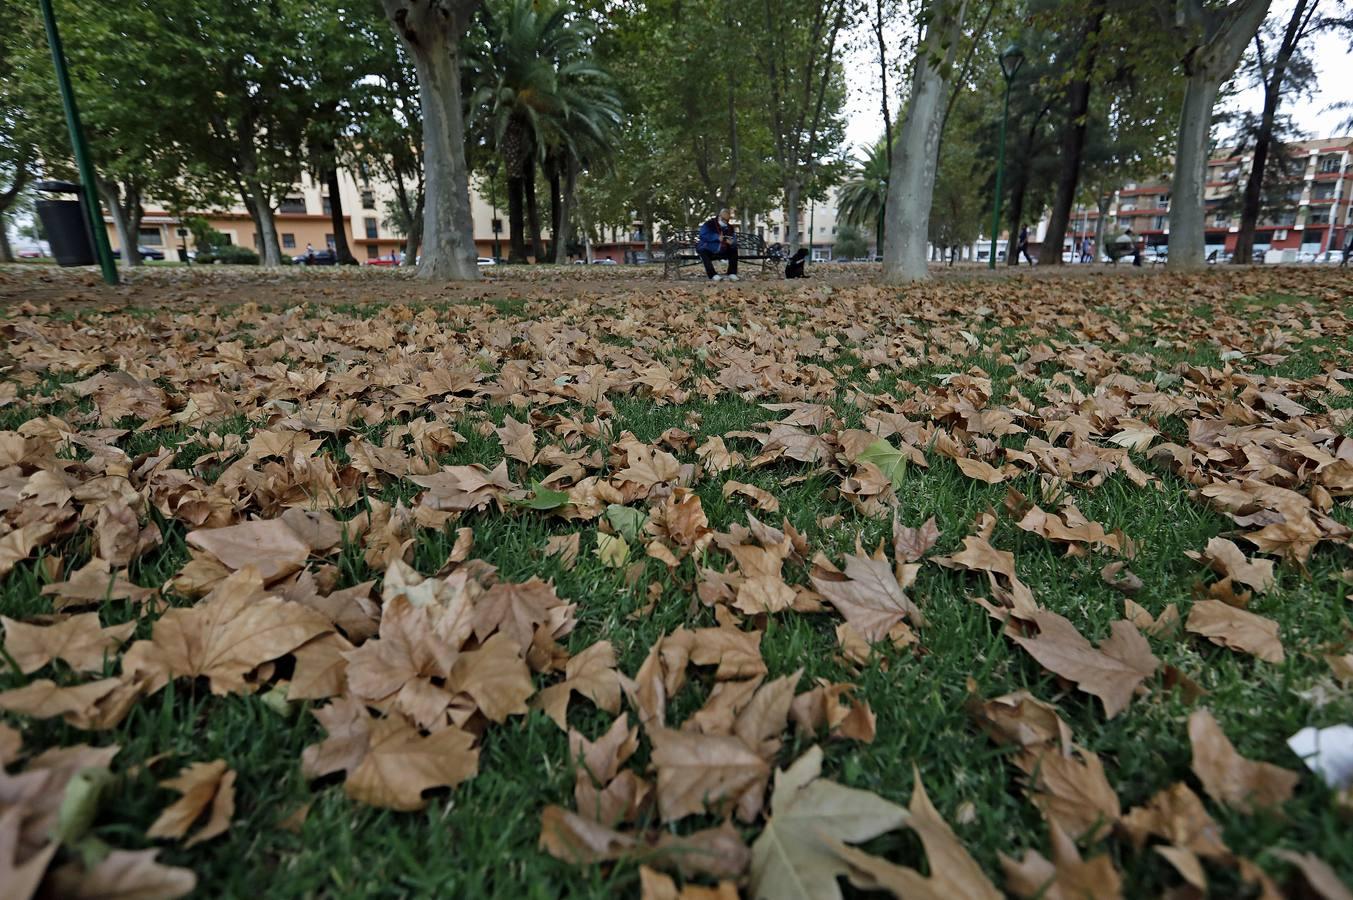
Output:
[[1067, 136, 1353, 261]]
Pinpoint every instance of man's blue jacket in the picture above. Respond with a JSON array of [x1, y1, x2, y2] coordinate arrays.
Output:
[[697, 217, 734, 254]]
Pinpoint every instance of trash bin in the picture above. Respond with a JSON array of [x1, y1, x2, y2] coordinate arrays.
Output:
[[34, 180, 96, 267]]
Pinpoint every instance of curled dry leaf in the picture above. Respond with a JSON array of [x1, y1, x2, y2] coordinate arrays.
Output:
[[1272, 850, 1353, 900], [185, 518, 312, 583], [1185, 599, 1285, 663], [1014, 747, 1121, 843], [649, 727, 769, 823], [1120, 782, 1229, 859], [1188, 708, 1298, 813], [967, 690, 1073, 756], [146, 759, 236, 848], [1000, 818, 1123, 900], [1189, 537, 1276, 594], [1, 613, 135, 674]]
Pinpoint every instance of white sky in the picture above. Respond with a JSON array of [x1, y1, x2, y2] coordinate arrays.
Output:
[[841, 2, 1353, 157]]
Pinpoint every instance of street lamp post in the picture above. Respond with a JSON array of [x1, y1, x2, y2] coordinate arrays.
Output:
[[38, 0, 118, 285], [988, 44, 1025, 270]]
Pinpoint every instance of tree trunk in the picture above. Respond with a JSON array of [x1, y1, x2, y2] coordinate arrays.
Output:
[[525, 162, 543, 261], [0, 226, 12, 263], [325, 166, 358, 265], [1093, 190, 1111, 263], [548, 156, 562, 243], [785, 179, 802, 256], [554, 157, 577, 264], [98, 180, 140, 268], [872, 0, 893, 173], [507, 175, 527, 262], [383, 0, 480, 281], [882, 0, 967, 282], [1038, 0, 1106, 266], [247, 183, 284, 267], [1168, 0, 1273, 271], [1234, 0, 1311, 265], [643, 209, 653, 261], [124, 186, 144, 262]]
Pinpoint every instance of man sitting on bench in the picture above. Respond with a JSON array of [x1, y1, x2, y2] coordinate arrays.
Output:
[[698, 208, 739, 281]]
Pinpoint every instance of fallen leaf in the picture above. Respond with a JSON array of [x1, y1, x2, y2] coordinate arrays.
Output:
[[1185, 599, 1284, 663], [1272, 850, 1353, 900], [1000, 818, 1122, 900], [146, 759, 236, 848], [185, 518, 311, 582], [1008, 610, 1158, 718], [1189, 708, 1298, 813], [46, 848, 197, 900], [748, 745, 908, 900], [1, 613, 135, 674], [810, 553, 925, 641], [650, 727, 769, 823]]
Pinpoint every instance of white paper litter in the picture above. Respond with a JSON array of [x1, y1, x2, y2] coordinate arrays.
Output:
[[1287, 725, 1353, 789]]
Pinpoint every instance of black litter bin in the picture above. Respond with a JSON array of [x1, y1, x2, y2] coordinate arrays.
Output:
[[35, 180, 95, 267]]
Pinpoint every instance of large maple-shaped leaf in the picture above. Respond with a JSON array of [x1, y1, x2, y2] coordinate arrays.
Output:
[[1008, 610, 1157, 718], [748, 745, 907, 900], [185, 518, 311, 583], [1185, 599, 1284, 663], [810, 554, 925, 642], [343, 716, 479, 811], [650, 727, 769, 823], [146, 759, 236, 848], [122, 569, 331, 695], [1, 613, 136, 674], [825, 766, 1001, 900]]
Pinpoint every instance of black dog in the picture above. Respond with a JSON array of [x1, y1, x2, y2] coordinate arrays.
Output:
[[784, 248, 810, 279]]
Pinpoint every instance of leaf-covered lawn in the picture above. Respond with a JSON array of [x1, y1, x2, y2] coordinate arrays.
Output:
[[2, 265, 1352, 899]]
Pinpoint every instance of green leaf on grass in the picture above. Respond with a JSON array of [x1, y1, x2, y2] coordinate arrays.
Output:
[[857, 439, 908, 489], [512, 481, 571, 510], [604, 504, 648, 542]]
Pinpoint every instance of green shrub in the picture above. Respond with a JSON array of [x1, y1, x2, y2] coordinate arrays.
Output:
[[197, 244, 260, 265]]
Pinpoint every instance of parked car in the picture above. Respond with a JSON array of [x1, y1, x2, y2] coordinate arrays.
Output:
[[366, 255, 401, 267], [294, 249, 337, 266], [111, 245, 165, 261], [591, 258, 617, 265], [477, 257, 497, 267], [17, 248, 45, 259]]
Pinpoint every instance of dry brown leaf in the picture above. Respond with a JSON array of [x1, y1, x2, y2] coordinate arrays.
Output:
[[1123, 598, 1180, 638], [1272, 850, 1353, 900], [1015, 747, 1121, 842], [0, 805, 58, 900], [343, 716, 479, 811], [146, 759, 236, 848], [955, 455, 1008, 484], [892, 515, 941, 563], [810, 553, 925, 641], [748, 745, 908, 900], [825, 765, 1002, 900], [288, 632, 354, 701], [496, 415, 537, 464], [1008, 610, 1158, 718], [533, 639, 621, 729], [1000, 818, 1123, 900], [1190, 537, 1276, 593], [722, 480, 780, 512], [650, 726, 769, 823], [121, 568, 331, 695], [538, 804, 636, 864], [1185, 599, 1285, 663], [185, 518, 311, 582], [967, 690, 1073, 756], [1, 613, 135, 674], [639, 866, 739, 900], [1120, 782, 1229, 859], [1188, 708, 1298, 813], [447, 632, 535, 722], [46, 848, 197, 900], [0, 677, 122, 721]]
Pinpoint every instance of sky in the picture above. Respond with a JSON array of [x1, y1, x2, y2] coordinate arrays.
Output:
[[840, 2, 1353, 158]]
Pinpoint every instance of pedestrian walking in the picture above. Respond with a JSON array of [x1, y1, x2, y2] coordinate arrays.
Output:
[[1017, 225, 1035, 265], [1342, 229, 1352, 267]]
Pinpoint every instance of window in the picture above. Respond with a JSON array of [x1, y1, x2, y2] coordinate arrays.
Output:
[[282, 233, 296, 249], [361, 190, 375, 210], [1213, 215, 1230, 227], [1307, 209, 1330, 225], [491, 218, 502, 234], [364, 217, 378, 239], [279, 196, 307, 214], [137, 227, 163, 246], [1154, 216, 1165, 230], [1118, 216, 1131, 228], [322, 197, 332, 215], [366, 244, 379, 259], [325, 233, 335, 249], [1156, 195, 1169, 208], [1319, 155, 1341, 173], [1313, 185, 1336, 201]]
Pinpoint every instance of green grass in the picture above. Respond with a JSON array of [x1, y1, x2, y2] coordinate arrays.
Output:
[[3, 270, 1353, 898]]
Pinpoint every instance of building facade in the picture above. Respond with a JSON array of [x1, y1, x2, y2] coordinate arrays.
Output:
[[1064, 136, 1353, 261]]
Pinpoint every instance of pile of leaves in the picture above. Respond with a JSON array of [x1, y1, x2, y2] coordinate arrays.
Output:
[[1, 264, 1352, 897]]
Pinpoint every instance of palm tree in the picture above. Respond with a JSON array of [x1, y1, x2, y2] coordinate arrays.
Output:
[[467, 0, 620, 263], [836, 137, 890, 257]]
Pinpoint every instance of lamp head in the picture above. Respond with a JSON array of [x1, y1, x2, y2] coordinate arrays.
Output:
[[1000, 44, 1026, 81]]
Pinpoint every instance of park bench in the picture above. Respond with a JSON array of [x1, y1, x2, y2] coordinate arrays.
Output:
[[660, 229, 785, 279]]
